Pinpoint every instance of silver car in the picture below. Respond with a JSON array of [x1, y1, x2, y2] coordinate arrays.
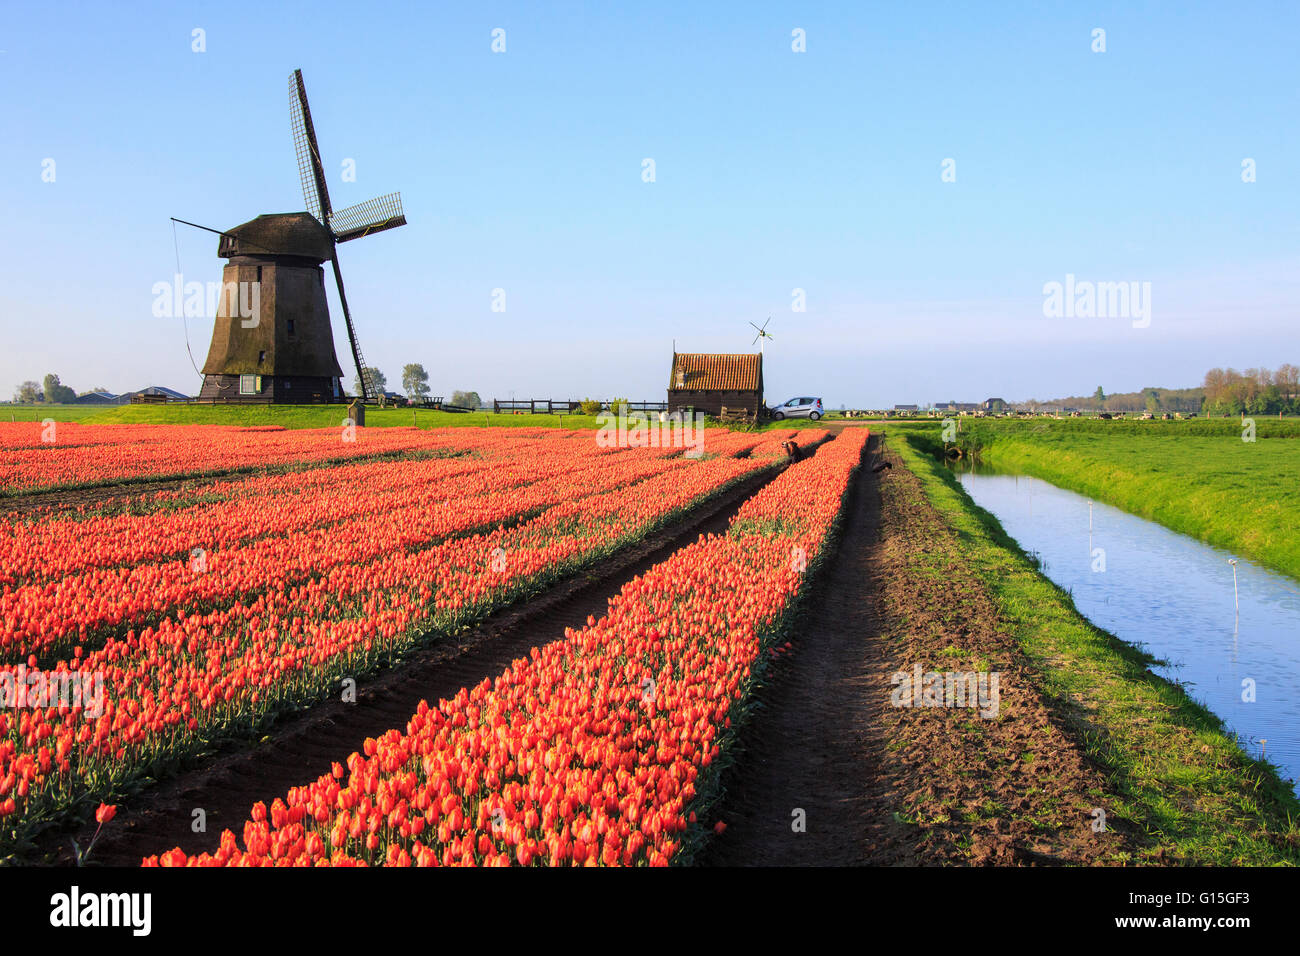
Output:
[[770, 396, 824, 421]]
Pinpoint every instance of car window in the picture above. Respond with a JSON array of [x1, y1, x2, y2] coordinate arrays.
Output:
[[785, 399, 797, 406]]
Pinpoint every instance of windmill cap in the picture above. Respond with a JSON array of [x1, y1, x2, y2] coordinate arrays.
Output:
[[219, 212, 333, 261]]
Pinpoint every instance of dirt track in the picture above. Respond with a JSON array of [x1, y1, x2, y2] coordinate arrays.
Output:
[[701, 434, 916, 864], [703, 432, 1137, 866]]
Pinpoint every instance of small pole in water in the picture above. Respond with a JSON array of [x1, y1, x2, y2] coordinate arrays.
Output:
[[1228, 558, 1239, 613], [1088, 500, 1093, 531], [1261, 739, 1267, 758]]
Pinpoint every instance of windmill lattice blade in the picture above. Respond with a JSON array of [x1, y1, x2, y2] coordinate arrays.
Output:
[[331, 193, 408, 243], [752, 333, 760, 345], [289, 70, 332, 223], [750, 321, 762, 331]]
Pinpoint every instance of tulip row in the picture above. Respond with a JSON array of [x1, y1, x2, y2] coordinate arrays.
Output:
[[0, 432, 797, 854], [0, 452, 494, 588], [1, 423, 742, 587], [0, 421, 785, 496], [0, 423, 499, 495], [146, 428, 866, 866], [0, 446, 698, 662], [1, 425, 792, 659]]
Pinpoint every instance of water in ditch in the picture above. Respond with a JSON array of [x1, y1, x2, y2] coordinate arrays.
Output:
[[953, 465, 1300, 794]]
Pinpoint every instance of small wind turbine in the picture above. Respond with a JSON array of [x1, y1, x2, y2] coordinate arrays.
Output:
[[750, 316, 774, 353]]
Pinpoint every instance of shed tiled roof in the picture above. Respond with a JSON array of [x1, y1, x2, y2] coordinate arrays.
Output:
[[669, 353, 762, 391]]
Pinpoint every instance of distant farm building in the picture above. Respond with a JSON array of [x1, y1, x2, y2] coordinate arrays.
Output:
[[73, 386, 191, 405], [73, 390, 120, 405], [668, 352, 763, 418], [127, 386, 191, 404]]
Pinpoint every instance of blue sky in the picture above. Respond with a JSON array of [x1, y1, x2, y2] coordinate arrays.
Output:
[[2, 1, 1296, 406]]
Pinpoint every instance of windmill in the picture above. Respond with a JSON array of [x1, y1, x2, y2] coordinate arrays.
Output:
[[750, 316, 774, 354], [192, 69, 407, 404]]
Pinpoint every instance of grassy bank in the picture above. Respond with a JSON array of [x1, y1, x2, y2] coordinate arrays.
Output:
[[889, 429, 1300, 865], [926, 419, 1300, 583]]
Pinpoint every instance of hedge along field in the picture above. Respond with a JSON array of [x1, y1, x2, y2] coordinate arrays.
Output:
[[937, 419, 1300, 583]]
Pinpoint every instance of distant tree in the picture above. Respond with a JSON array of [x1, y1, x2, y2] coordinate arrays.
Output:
[[352, 367, 387, 396], [90, 386, 111, 394], [1276, 363, 1299, 402], [42, 374, 76, 404], [13, 381, 40, 403], [1094, 386, 1105, 402], [1145, 390, 1160, 415], [450, 390, 482, 409], [401, 363, 430, 400]]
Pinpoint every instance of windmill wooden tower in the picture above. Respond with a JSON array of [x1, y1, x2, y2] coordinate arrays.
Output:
[[198, 69, 407, 403]]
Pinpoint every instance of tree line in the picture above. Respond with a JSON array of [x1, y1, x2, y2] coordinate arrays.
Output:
[[1038, 364, 1297, 416], [10, 374, 103, 404], [1202, 365, 1299, 416]]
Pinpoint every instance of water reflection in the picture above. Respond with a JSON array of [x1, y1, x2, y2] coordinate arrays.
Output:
[[953, 465, 1300, 793]]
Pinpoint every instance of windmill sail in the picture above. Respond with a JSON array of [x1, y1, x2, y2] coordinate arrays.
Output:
[[330, 193, 407, 243], [288, 68, 407, 403], [289, 70, 332, 224]]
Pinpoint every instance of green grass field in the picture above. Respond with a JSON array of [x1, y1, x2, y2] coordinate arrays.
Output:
[[2, 404, 116, 424], [897, 418, 1300, 583], [890, 430, 1300, 865], [1, 403, 840, 433], [2, 403, 604, 430]]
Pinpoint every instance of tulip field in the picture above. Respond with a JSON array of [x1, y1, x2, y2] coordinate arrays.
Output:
[[0, 421, 859, 864], [0, 422, 490, 496], [143, 428, 867, 866]]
